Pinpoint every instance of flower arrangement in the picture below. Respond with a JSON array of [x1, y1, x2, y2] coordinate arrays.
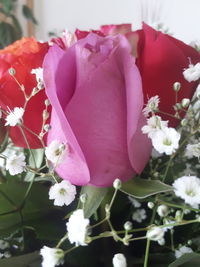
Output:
[[0, 22, 199, 267]]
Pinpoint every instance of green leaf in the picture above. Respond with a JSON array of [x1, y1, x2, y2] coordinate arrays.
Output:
[[0, 22, 19, 48], [168, 253, 200, 267], [120, 177, 172, 199], [22, 5, 37, 24], [78, 186, 108, 218], [10, 14, 22, 38], [0, 0, 13, 14], [0, 251, 40, 267], [24, 148, 44, 182], [0, 180, 65, 240]]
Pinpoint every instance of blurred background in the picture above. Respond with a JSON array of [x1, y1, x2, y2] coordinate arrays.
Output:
[[1, 0, 200, 46]]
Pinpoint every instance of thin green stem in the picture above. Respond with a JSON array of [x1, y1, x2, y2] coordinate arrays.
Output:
[[144, 239, 150, 267], [56, 234, 68, 248]]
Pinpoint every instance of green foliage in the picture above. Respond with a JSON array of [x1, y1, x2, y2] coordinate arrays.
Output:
[[0, 180, 65, 240], [22, 5, 37, 24], [0, 0, 37, 48], [78, 185, 108, 218], [168, 253, 200, 267], [0, 251, 40, 267], [120, 177, 172, 198]]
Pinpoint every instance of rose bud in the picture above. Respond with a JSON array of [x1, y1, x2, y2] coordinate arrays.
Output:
[[43, 33, 151, 187]]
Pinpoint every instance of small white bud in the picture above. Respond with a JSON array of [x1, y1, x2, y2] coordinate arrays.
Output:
[[37, 81, 44, 90], [175, 210, 182, 222], [173, 82, 181, 92], [80, 193, 87, 204], [181, 118, 187, 127], [158, 238, 165, 246], [45, 99, 50, 106], [31, 87, 38, 96], [157, 205, 169, 217], [181, 98, 190, 108], [112, 253, 127, 267], [147, 202, 154, 209], [146, 226, 165, 241], [105, 204, 110, 214], [43, 110, 49, 121], [43, 124, 51, 132], [9, 68, 16, 76], [113, 178, 122, 189], [124, 221, 132, 231]]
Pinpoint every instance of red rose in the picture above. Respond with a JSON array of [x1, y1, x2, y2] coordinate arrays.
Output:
[[136, 23, 200, 126], [0, 37, 50, 148]]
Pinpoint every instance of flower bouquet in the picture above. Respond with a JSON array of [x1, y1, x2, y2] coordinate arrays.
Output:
[[0, 23, 199, 267]]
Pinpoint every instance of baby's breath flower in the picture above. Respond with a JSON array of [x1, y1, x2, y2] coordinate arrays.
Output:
[[128, 196, 141, 208], [132, 209, 147, 223], [112, 253, 127, 267], [185, 143, 200, 159], [5, 153, 26, 175], [175, 246, 193, 259], [45, 140, 68, 166], [143, 96, 160, 117], [151, 127, 180, 155], [142, 115, 168, 138], [40, 246, 64, 267], [5, 107, 24, 127], [49, 180, 76, 206], [173, 176, 200, 206], [183, 63, 200, 82], [66, 209, 89, 246], [31, 67, 44, 84]]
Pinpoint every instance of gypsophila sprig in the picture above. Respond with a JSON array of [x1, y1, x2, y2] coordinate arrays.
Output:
[[40, 246, 64, 267], [66, 209, 89, 246], [49, 180, 76, 206]]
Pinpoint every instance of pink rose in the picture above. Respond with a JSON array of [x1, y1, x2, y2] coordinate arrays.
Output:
[[43, 33, 151, 187]]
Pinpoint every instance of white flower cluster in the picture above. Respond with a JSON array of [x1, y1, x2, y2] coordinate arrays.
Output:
[[185, 142, 200, 159], [66, 209, 89, 246], [5, 152, 26, 175], [40, 246, 64, 267], [142, 114, 180, 155]]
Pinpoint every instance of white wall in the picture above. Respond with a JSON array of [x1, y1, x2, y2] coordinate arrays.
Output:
[[34, 0, 200, 44]]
